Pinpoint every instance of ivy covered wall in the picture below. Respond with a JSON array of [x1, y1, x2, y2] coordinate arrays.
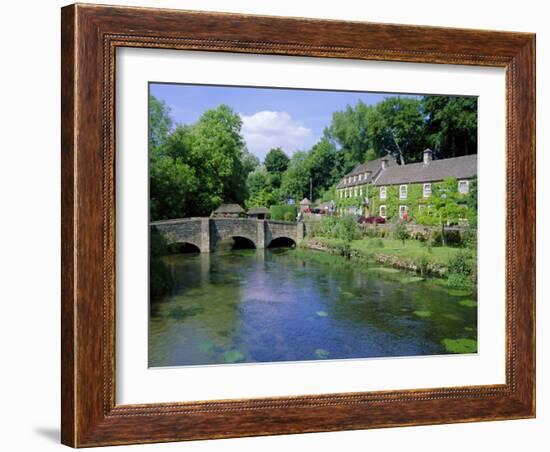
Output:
[[335, 177, 477, 226]]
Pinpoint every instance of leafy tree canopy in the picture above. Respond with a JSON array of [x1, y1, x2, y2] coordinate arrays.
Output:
[[264, 147, 290, 174]]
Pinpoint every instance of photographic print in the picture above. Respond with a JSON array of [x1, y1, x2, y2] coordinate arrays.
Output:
[[148, 83, 478, 367]]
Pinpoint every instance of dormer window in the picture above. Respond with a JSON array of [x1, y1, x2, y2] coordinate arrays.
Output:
[[399, 185, 408, 199], [380, 186, 387, 200], [458, 180, 469, 194], [358, 174, 362, 181], [423, 183, 432, 197]]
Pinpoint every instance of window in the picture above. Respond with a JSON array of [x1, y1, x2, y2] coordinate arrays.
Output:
[[399, 205, 408, 219], [354, 188, 358, 197], [339, 190, 343, 199], [458, 180, 469, 194], [399, 185, 408, 199], [358, 174, 362, 181], [380, 186, 387, 200], [423, 183, 432, 197], [359, 187, 363, 196], [379, 205, 386, 218]]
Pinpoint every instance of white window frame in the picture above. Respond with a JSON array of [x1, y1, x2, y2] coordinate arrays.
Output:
[[380, 186, 387, 200], [358, 174, 362, 181], [423, 183, 432, 197], [399, 205, 408, 219], [379, 205, 387, 218], [399, 184, 408, 199], [458, 179, 469, 194]]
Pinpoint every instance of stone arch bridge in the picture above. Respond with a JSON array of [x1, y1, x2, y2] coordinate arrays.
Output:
[[151, 217, 305, 253]]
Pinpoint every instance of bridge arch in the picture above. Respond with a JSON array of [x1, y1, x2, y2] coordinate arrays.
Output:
[[214, 235, 257, 251], [267, 236, 296, 248], [169, 241, 201, 254]]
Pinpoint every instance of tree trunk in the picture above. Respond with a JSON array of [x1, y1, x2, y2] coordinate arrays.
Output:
[[390, 129, 405, 165]]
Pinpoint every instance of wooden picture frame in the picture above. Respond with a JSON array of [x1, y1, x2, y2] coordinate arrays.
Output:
[[61, 3, 535, 447]]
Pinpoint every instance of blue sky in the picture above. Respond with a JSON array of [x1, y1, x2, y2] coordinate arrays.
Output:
[[150, 83, 417, 162]]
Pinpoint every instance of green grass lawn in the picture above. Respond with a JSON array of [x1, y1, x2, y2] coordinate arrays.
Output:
[[311, 236, 470, 267], [351, 238, 465, 266]]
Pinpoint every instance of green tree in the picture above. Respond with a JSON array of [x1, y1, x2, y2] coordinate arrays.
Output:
[[148, 94, 173, 150], [264, 147, 290, 174], [421, 96, 477, 158], [280, 151, 310, 201], [246, 166, 273, 208], [430, 177, 470, 246], [149, 104, 249, 220], [304, 137, 340, 201], [264, 147, 290, 189], [328, 101, 372, 172], [367, 96, 426, 164], [241, 149, 260, 176]]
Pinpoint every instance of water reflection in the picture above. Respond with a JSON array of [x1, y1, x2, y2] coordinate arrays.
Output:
[[149, 248, 477, 367]]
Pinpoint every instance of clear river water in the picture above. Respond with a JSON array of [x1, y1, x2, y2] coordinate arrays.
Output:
[[149, 247, 477, 367]]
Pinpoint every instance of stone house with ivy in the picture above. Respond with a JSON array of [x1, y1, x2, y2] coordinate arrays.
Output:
[[335, 149, 477, 222]]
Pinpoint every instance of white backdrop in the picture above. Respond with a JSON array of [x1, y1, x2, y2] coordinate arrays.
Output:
[[0, 1, 546, 451], [117, 49, 506, 404]]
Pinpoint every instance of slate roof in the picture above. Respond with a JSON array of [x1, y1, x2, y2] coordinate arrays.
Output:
[[211, 203, 245, 214], [247, 206, 270, 215], [373, 154, 477, 186], [336, 156, 398, 188]]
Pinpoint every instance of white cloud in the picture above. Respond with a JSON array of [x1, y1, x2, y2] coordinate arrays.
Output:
[[240, 111, 314, 161]]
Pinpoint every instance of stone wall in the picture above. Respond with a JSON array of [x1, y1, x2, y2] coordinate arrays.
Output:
[[151, 218, 302, 252], [210, 218, 261, 250]]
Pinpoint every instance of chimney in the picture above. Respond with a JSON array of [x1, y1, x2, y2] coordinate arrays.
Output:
[[423, 148, 433, 165]]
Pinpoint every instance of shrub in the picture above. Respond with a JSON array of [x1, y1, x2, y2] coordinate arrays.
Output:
[[461, 228, 478, 249], [333, 216, 361, 242], [447, 250, 475, 288], [417, 253, 430, 276], [394, 222, 409, 244], [448, 250, 473, 275], [364, 227, 378, 238], [270, 204, 297, 221], [283, 211, 295, 222], [432, 229, 462, 247], [335, 241, 352, 258]]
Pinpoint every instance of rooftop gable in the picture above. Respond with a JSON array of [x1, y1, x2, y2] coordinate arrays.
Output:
[[373, 154, 477, 186]]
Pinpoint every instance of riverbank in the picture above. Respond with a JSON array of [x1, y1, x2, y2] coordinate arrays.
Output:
[[300, 236, 475, 283]]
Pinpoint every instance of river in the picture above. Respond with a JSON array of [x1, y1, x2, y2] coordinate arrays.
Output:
[[149, 247, 477, 367]]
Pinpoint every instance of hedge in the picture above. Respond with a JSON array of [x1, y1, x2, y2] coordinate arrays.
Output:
[[270, 204, 298, 221]]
